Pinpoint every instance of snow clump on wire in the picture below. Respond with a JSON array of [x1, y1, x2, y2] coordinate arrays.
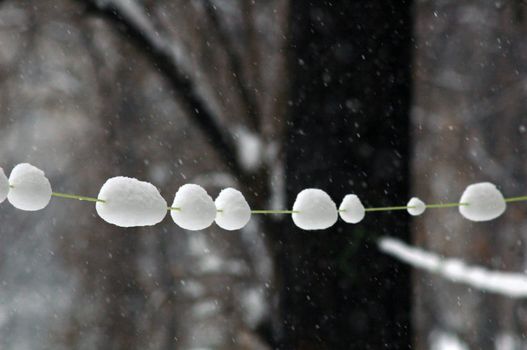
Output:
[[339, 194, 365, 224], [171, 184, 217, 230], [407, 197, 426, 216], [96, 176, 167, 227], [214, 188, 251, 230], [459, 182, 506, 222], [0, 161, 518, 230], [292, 188, 338, 230], [8, 163, 52, 211]]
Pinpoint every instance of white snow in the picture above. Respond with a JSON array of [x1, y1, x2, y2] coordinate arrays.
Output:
[[495, 333, 521, 350], [430, 330, 468, 350], [236, 127, 263, 171], [379, 237, 527, 298], [292, 189, 338, 230], [192, 299, 219, 318], [407, 197, 426, 216], [96, 176, 167, 227], [339, 194, 365, 224], [171, 184, 216, 230], [214, 188, 251, 230], [241, 288, 268, 328], [7, 163, 52, 211], [0, 167, 9, 203], [459, 182, 506, 221]]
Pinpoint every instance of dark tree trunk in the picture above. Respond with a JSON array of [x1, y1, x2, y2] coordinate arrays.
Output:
[[282, 1, 413, 349]]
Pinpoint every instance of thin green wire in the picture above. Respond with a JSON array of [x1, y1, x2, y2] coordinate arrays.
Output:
[[364, 202, 468, 212], [426, 202, 468, 208], [51, 192, 105, 203], [251, 210, 299, 214], [505, 196, 527, 203], [40, 189, 527, 214], [365, 205, 415, 212]]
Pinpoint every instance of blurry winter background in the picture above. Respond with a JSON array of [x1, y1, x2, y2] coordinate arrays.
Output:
[[0, 0, 526, 349]]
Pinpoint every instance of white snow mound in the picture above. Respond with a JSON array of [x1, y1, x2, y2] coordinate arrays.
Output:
[[407, 197, 426, 216], [459, 182, 506, 222], [339, 194, 365, 224], [292, 188, 338, 230], [96, 176, 167, 227], [8, 163, 52, 211], [171, 184, 216, 230], [215, 188, 251, 230], [0, 167, 9, 204]]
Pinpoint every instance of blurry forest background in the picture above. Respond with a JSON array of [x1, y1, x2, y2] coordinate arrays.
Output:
[[0, 0, 526, 349]]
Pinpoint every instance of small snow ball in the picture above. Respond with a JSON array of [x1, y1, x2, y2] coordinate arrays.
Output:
[[406, 197, 426, 216], [292, 189, 338, 230], [407, 197, 426, 216], [459, 182, 506, 222], [0, 167, 9, 204], [96, 176, 167, 227], [171, 184, 216, 230], [214, 188, 251, 231], [339, 194, 365, 224], [8, 163, 52, 211]]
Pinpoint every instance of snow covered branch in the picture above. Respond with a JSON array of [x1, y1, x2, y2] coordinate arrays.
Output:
[[379, 237, 527, 298], [84, 0, 244, 174], [202, 0, 260, 132]]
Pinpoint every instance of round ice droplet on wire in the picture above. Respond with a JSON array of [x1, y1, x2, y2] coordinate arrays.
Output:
[[339, 194, 365, 224], [292, 188, 338, 230], [0, 167, 9, 203], [96, 176, 167, 227], [8, 163, 52, 211], [407, 197, 426, 216], [171, 184, 216, 230], [214, 188, 251, 230], [459, 182, 506, 222]]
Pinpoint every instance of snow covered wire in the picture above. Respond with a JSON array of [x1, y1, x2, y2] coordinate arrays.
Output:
[[7, 163, 527, 296], [0, 162, 523, 230], [379, 237, 527, 298]]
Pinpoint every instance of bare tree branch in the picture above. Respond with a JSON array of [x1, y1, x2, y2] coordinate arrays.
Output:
[[83, 0, 244, 175], [202, 0, 261, 132]]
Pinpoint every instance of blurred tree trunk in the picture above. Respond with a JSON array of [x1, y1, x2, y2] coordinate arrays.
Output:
[[283, 1, 412, 349], [0, 0, 417, 348], [413, 1, 527, 348], [0, 0, 288, 349]]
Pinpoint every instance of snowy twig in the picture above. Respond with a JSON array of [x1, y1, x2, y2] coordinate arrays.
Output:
[[379, 237, 527, 298], [202, 0, 260, 131], [84, 0, 244, 174]]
